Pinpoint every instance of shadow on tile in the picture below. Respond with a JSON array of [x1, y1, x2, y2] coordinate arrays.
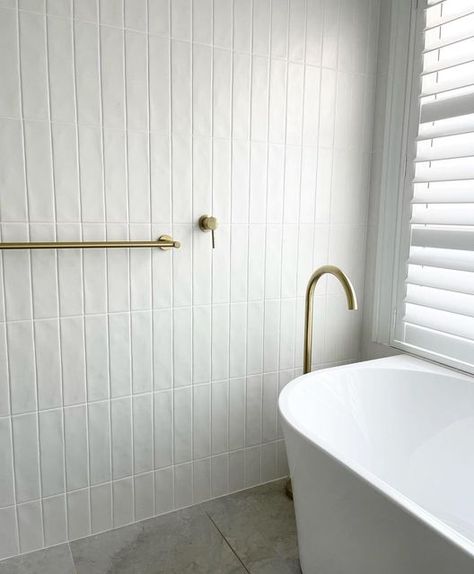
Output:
[[202, 479, 301, 574], [70, 506, 246, 574], [0, 544, 76, 574]]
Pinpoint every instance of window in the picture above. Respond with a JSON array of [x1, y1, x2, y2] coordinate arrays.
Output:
[[391, 0, 474, 373]]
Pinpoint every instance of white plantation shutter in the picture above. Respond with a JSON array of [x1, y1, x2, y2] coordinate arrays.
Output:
[[393, 0, 474, 372]]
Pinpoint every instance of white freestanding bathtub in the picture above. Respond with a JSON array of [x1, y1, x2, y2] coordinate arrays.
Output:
[[279, 355, 474, 573]]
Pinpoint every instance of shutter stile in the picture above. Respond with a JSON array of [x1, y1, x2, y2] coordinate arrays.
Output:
[[395, 0, 474, 371]]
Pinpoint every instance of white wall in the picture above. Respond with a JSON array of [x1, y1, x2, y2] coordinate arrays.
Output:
[[0, 0, 379, 559]]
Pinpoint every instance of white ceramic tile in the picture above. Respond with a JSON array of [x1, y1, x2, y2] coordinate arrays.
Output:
[[85, 315, 109, 402], [52, 124, 80, 222], [172, 224, 192, 306], [281, 225, 298, 297], [306, 0, 323, 65], [232, 53, 251, 141], [247, 225, 265, 300], [83, 248, 107, 315], [229, 302, 247, 378], [12, 413, 40, 503], [288, 0, 306, 62], [78, 125, 104, 221], [251, 56, 269, 142], [103, 129, 127, 222], [213, 49, 232, 139], [101, 26, 125, 129], [90, 484, 112, 534], [173, 307, 192, 387], [212, 224, 230, 304], [264, 225, 282, 299], [193, 458, 211, 503], [211, 304, 229, 381], [43, 495, 67, 546], [111, 397, 133, 479], [134, 472, 154, 520], [155, 467, 173, 515], [23, 122, 42, 186], [149, 37, 170, 133], [64, 404, 88, 491], [213, 139, 232, 224], [246, 301, 264, 375], [149, 0, 173, 31], [253, 0, 271, 55], [171, 40, 191, 134], [279, 298, 296, 370], [130, 228, 152, 310], [193, 0, 212, 44], [0, 327, 8, 418], [244, 445, 260, 487], [48, 15, 75, 123], [109, 312, 132, 398], [173, 387, 192, 464], [286, 64, 304, 147], [233, 0, 251, 52], [20, 12, 48, 120], [228, 450, 244, 493], [74, 21, 100, 125], [228, 378, 245, 450], [266, 144, 285, 223], [67, 489, 91, 541], [133, 394, 154, 473], [3, 250, 32, 322], [193, 384, 210, 458], [192, 306, 211, 383], [263, 299, 280, 373], [231, 139, 250, 224], [192, 136, 212, 221], [131, 311, 153, 394], [88, 401, 112, 485], [61, 316, 86, 406], [262, 372, 278, 441], [213, 0, 232, 49], [211, 380, 228, 454], [193, 46, 212, 137], [73, 0, 97, 21], [0, 120, 27, 221], [171, 0, 191, 41], [153, 309, 173, 390], [18, 501, 43, 554], [271, 0, 288, 58], [8, 321, 36, 414], [39, 409, 65, 497], [249, 142, 268, 224], [261, 441, 278, 482], [0, 418, 14, 507], [268, 60, 287, 146], [230, 225, 248, 303], [100, 0, 123, 27], [211, 454, 228, 498], [113, 477, 134, 527], [319, 68, 337, 148], [125, 0, 146, 31], [172, 133, 192, 222], [128, 131, 150, 219], [0, 507, 19, 560], [154, 390, 173, 468], [174, 462, 192, 508], [0, 8, 20, 118]]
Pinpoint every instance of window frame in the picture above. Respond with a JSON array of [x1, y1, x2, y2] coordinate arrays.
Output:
[[371, 0, 474, 375]]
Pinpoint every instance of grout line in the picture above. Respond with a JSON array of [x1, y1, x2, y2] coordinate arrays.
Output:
[[204, 511, 251, 574]]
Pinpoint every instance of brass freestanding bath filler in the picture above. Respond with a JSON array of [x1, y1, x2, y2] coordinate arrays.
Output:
[[285, 265, 358, 499]]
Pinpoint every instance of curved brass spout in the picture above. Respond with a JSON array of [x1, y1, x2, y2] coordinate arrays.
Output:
[[303, 265, 358, 374]]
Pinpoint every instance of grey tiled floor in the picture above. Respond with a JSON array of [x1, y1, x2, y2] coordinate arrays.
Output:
[[0, 480, 301, 574]]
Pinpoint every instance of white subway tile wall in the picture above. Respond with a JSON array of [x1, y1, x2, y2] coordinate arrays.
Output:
[[0, 0, 379, 559]]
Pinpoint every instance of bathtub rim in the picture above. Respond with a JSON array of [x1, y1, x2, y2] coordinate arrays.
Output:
[[279, 354, 474, 559]]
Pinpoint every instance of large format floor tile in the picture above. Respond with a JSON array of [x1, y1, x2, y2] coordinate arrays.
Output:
[[70, 506, 246, 574], [0, 480, 299, 574], [0, 544, 76, 574], [203, 480, 301, 574]]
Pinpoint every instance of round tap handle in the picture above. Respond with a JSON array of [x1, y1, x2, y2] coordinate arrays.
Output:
[[199, 215, 219, 249]]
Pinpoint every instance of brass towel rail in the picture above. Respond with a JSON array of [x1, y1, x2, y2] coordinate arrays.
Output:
[[0, 234, 181, 251]]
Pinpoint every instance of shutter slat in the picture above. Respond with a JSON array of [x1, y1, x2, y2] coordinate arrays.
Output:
[[417, 115, 474, 141], [412, 190, 474, 203], [408, 246, 474, 273], [404, 303, 474, 340], [420, 93, 474, 123], [406, 284, 474, 317], [407, 264, 474, 295], [425, 8, 474, 31], [404, 323, 474, 366], [411, 228, 474, 250], [411, 204, 474, 225]]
